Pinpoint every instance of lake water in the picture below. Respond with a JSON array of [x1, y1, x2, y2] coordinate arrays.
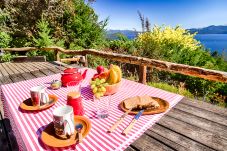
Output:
[[195, 34, 227, 55]]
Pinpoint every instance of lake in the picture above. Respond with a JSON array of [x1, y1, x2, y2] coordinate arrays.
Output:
[[195, 34, 227, 55], [125, 33, 227, 56]]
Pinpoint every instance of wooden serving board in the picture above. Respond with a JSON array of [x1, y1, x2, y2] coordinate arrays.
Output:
[[119, 97, 169, 115]]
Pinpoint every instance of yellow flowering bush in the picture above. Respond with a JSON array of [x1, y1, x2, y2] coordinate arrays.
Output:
[[136, 25, 227, 106], [136, 25, 202, 60]]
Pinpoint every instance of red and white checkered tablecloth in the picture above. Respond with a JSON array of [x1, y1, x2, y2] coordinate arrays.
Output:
[[1, 68, 183, 151]]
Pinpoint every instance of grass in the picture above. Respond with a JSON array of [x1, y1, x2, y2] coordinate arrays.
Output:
[[148, 82, 194, 98]]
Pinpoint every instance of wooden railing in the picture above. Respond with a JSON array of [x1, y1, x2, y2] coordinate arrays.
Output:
[[3, 46, 227, 83]]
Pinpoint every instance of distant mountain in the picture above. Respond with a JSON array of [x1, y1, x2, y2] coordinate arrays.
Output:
[[106, 30, 138, 39], [106, 25, 227, 40], [189, 25, 227, 34]]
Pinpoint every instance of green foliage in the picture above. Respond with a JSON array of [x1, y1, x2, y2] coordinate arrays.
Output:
[[0, 31, 14, 62], [63, 0, 108, 48], [148, 82, 193, 98], [33, 18, 53, 47], [0, 31, 11, 48], [104, 34, 138, 54], [1, 0, 107, 49], [0, 8, 10, 29], [87, 55, 109, 68], [0, 52, 14, 62]]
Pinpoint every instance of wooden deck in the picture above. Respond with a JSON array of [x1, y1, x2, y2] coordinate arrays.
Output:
[[0, 62, 227, 151]]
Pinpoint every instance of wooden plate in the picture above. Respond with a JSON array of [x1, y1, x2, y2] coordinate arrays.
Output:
[[119, 97, 169, 115], [41, 116, 91, 148], [19, 94, 58, 111]]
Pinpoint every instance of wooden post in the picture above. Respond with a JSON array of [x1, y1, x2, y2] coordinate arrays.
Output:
[[80, 55, 88, 67], [139, 65, 147, 84], [54, 49, 60, 61]]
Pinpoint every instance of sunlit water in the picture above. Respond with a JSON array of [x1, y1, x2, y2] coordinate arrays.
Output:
[[195, 34, 227, 55]]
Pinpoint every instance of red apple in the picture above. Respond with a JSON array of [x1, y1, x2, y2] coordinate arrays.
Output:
[[92, 73, 100, 80], [97, 70, 110, 80], [96, 66, 104, 74]]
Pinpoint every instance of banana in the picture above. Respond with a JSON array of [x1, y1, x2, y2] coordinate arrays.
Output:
[[106, 68, 118, 84], [112, 65, 122, 83]]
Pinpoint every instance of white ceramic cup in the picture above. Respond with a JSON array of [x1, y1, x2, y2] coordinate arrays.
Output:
[[30, 85, 49, 107], [53, 106, 75, 138]]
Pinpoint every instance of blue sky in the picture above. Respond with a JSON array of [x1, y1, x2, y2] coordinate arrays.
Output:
[[91, 0, 227, 30]]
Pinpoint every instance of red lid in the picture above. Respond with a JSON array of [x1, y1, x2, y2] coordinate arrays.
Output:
[[63, 68, 78, 73]]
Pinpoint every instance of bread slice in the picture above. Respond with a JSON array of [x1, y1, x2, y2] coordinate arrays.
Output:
[[123, 95, 160, 110]]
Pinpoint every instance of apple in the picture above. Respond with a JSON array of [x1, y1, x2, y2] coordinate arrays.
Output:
[[96, 66, 104, 74], [97, 70, 110, 80], [92, 73, 99, 80]]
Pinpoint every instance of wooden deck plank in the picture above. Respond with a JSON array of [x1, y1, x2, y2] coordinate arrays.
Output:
[[0, 76, 13, 85], [175, 103, 227, 126], [167, 108, 227, 137], [181, 98, 227, 117], [52, 61, 70, 71], [26, 62, 43, 70], [20, 62, 39, 71], [10, 74, 26, 83], [150, 124, 215, 151], [158, 115, 227, 151], [38, 62, 62, 73], [4, 63, 20, 75], [145, 129, 188, 151], [31, 70, 46, 78], [124, 146, 136, 151], [48, 67, 62, 74], [0, 66, 3, 78], [23, 62, 39, 71], [28, 62, 46, 70], [11, 63, 30, 73], [0, 64, 9, 77], [37, 62, 56, 69], [39, 68, 55, 76], [7, 63, 25, 74], [130, 133, 175, 151], [1, 63, 14, 75], [21, 72, 36, 80]]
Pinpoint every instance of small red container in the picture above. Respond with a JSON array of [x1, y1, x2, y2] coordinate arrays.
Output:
[[67, 92, 85, 116]]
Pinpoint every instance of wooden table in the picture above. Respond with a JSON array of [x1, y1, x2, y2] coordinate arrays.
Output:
[[0, 61, 227, 151]]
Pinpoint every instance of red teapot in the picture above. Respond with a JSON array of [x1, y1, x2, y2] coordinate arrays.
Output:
[[61, 68, 88, 87]]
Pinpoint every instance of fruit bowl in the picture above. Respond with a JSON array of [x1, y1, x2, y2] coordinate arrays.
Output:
[[104, 81, 121, 96]]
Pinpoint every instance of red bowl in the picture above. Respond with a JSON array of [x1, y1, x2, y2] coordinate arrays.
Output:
[[104, 81, 121, 96]]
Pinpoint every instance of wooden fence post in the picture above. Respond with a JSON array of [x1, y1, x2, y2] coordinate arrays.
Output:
[[54, 49, 60, 61], [139, 65, 147, 84], [79, 55, 88, 67]]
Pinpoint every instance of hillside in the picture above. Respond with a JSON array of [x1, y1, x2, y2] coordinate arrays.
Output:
[[106, 25, 227, 39], [106, 30, 138, 39], [189, 25, 227, 34]]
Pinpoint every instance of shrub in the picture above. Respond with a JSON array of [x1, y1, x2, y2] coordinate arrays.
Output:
[[104, 33, 138, 55], [33, 18, 54, 47], [0, 52, 16, 62], [136, 25, 201, 59], [0, 31, 11, 48]]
